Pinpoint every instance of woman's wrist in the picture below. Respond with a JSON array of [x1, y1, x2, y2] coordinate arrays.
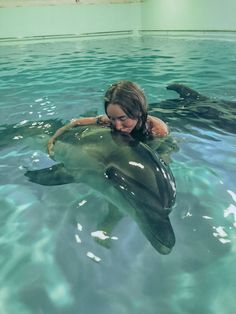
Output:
[[49, 137, 56, 144]]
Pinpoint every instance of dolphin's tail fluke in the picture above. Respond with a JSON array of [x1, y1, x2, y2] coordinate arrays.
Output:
[[167, 83, 207, 101]]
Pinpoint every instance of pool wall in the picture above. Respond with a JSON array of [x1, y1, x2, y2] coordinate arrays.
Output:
[[0, 0, 236, 41], [0, 1, 142, 40], [142, 0, 236, 32]]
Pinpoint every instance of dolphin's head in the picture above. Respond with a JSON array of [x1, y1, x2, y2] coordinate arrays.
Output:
[[105, 138, 176, 254]]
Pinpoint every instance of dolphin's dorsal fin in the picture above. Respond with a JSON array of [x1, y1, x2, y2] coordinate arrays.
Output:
[[167, 83, 207, 101]]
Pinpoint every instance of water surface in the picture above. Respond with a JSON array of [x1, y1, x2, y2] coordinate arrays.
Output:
[[0, 34, 236, 314]]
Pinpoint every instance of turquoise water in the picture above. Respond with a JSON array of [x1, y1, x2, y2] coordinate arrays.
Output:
[[0, 34, 236, 314]]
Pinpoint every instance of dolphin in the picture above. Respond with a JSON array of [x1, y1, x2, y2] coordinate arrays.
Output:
[[149, 83, 236, 135], [24, 126, 176, 254], [3, 123, 176, 254]]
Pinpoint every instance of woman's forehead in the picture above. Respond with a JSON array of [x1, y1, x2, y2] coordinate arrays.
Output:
[[106, 103, 127, 117]]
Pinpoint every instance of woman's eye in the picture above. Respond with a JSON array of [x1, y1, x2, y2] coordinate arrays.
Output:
[[108, 116, 127, 122]]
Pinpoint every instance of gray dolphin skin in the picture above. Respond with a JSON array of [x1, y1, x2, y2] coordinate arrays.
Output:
[[149, 83, 236, 135], [23, 125, 176, 254], [1, 83, 235, 256], [167, 83, 208, 101]]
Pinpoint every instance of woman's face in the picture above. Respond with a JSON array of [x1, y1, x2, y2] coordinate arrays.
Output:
[[106, 103, 138, 134]]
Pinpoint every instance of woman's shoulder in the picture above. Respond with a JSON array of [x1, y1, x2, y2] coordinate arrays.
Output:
[[147, 115, 169, 137]]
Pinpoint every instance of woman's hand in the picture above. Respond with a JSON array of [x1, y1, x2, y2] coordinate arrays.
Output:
[[46, 117, 98, 157], [47, 138, 55, 157]]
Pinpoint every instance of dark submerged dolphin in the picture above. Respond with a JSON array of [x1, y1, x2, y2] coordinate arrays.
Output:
[[23, 125, 176, 254], [149, 83, 236, 135]]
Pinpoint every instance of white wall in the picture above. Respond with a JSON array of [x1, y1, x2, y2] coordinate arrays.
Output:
[[0, 0, 236, 40], [0, 3, 141, 39], [141, 0, 236, 31]]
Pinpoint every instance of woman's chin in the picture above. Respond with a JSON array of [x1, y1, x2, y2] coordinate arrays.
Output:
[[120, 128, 133, 134], [113, 127, 133, 134]]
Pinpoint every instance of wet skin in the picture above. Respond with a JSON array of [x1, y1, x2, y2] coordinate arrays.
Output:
[[106, 104, 138, 134]]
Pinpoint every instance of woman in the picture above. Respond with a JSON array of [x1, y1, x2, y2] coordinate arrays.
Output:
[[47, 80, 169, 156]]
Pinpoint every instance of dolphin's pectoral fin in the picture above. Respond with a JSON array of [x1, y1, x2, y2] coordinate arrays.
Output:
[[25, 163, 75, 186], [95, 203, 124, 249], [105, 166, 175, 254], [167, 83, 207, 101]]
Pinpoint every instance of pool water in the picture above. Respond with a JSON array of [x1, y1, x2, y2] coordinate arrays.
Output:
[[0, 34, 236, 314]]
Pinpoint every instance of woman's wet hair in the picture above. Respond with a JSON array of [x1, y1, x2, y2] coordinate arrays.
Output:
[[104, 80, 148, 137]]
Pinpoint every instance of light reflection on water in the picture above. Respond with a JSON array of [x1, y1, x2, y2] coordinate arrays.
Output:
[[0, 35, 236, 314]]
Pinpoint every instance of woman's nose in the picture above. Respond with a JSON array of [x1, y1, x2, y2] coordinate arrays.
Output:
[[114, 120, 122, 130]]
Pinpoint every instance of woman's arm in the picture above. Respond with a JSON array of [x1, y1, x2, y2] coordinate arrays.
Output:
[[47, 116, 104, 156], [147, 115, 169, 137]]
